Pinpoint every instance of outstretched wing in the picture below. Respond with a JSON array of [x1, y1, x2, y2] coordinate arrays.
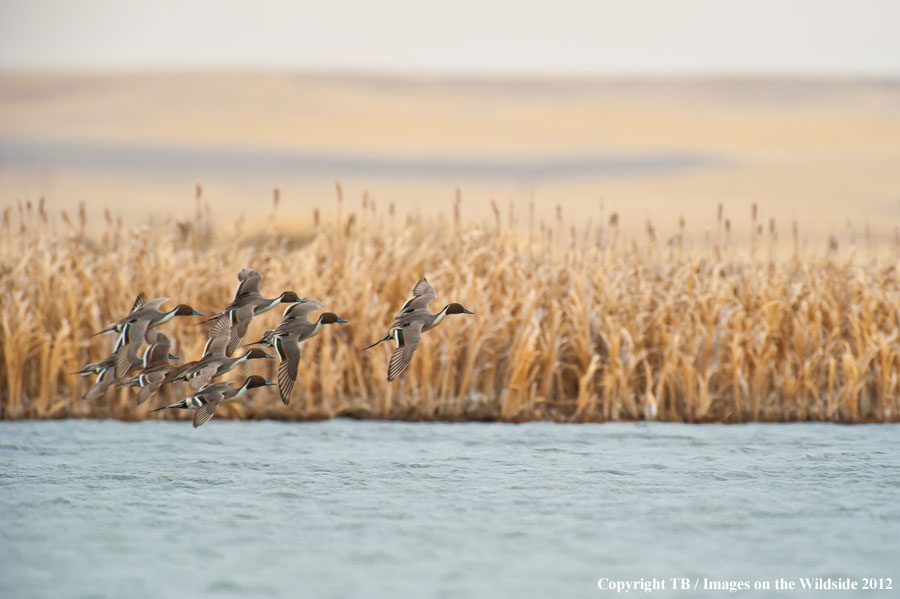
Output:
[[283, 299, 323, 321], [233, 269, 263, 300], [114, 319, 149, 380], [226, 305, 256, 356], [129, 292, 147, 314], [189, 363, 220, 391], [397, 278, 436, 314], [387, 321, 423, 382], [192, 399, 222, 428], [189, 383, 230, 400], [82, 369, 114, 400], [145, 333, 172, 367], [139, 297, 171, 312], [202, 315, 230, 357], [274, 336, 301, 405], [136, 370, 168, 405]]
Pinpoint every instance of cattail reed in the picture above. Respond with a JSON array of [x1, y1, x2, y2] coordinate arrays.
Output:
[[2, 196, 899, 425]]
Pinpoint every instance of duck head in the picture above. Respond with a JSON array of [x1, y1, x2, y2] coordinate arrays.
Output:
[[173, 304, 203, 317], [244, 375, 276, 389], [445, 303, 474, 315], [279, 291, 302, 303], [319, 312, 348, 325]]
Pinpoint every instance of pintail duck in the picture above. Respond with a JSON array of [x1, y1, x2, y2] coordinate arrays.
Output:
[[116, 333, 181, 404], [111, 301, 202, 380], [200, 269, 303, 356], [248, 300, 347, 405], [150, 375, 275, 427], [363, 279, 472, 381]]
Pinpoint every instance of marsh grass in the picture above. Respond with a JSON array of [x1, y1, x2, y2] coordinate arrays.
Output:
[[2, 191, 900, 423]]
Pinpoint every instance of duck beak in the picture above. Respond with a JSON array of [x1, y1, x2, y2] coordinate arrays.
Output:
[[264, 380, 276, 386], [192, 310, 203, 316], [336, 317, 348, 323], [463, 309, 474, 314], [263, 353, 275, 359], [168, 354, 180, 360]]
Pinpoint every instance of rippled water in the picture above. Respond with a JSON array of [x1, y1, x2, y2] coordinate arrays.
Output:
[[1, 421, 898, 598]]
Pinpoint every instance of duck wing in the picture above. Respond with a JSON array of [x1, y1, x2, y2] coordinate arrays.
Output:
[[189, 362, 220, 391], [114, 319, 150, 380], [188, 385, 230, 427], [192, 399, 222, 428], [145, 333, 172, 367], [274, 335, 301, 405], [136, 297, 170, 314], [82, 369, 114, 400], [234, 269, 263, 300], [136, 369, 168, 405], [226, 305, 256, 356], [387, 321, 424, 382], [201, 315, 230, 357], [397, 278, 436, 314], [129, 292, 147, 314]]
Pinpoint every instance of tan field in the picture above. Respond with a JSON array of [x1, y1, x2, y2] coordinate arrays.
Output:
[[2, 72, 900, 423], [2, 72, 900, 242]]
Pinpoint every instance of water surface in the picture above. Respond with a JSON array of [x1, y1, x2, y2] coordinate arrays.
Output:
[[1, 421, 898, 598]]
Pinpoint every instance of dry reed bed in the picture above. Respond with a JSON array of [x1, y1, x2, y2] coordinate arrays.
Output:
[[2, 196, 900, 423]]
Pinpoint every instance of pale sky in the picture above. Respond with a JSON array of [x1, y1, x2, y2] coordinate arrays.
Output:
[[1, 0, 899, 75]]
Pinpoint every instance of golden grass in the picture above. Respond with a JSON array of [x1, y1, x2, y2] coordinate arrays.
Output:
[[2, 191, 900, 423]]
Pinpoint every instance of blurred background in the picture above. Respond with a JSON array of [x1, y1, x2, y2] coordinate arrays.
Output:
[[1, 0, 899, 242]]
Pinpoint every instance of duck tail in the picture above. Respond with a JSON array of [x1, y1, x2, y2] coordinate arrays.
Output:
[[149, 399, 187, 413], [362, 335, 391, 351]]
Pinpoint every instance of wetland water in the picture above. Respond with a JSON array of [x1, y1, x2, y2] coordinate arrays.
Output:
[[1, 421, 898, 598]]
